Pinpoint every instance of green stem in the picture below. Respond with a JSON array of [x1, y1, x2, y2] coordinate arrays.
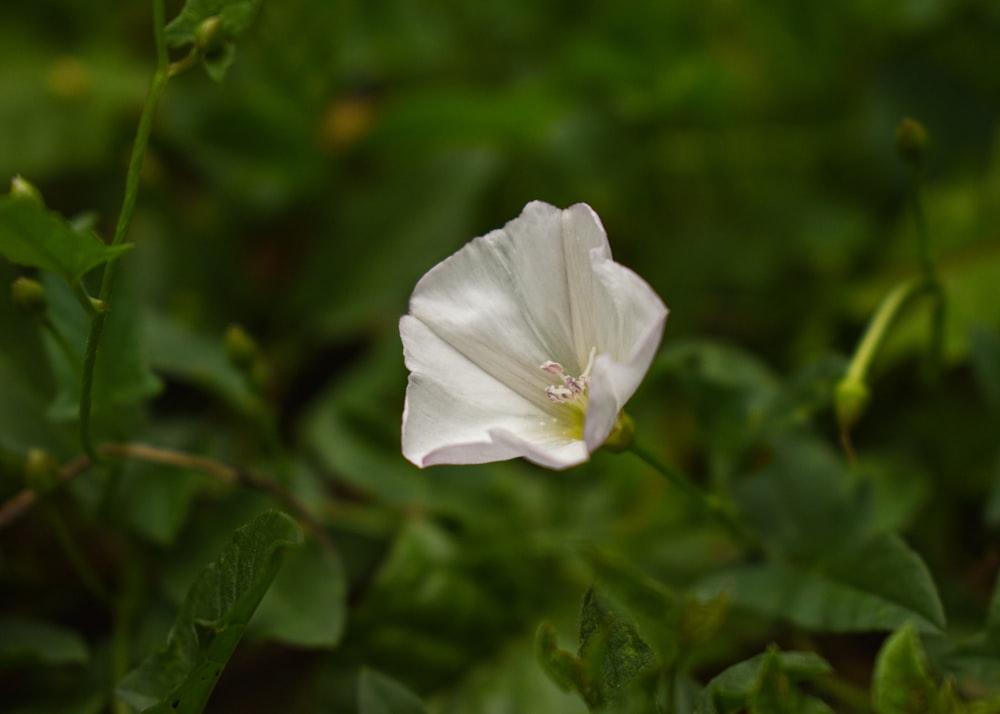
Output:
[[844, 278, 924, 386], [628, 442, 754, 546], [71, 282, 99, 317], [908, 169, 945, 379], [79, 0, 170, 459]]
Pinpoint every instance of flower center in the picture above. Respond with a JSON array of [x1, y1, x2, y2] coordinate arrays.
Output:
[[541, 348, 596, 405]]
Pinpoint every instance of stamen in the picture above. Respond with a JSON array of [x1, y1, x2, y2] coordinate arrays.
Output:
[[540, 361, 565, 376], [541, 350, 595, 404], [546, 385, 575, 403]]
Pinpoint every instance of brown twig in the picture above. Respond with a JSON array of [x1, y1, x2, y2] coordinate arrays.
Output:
[[0, 443, 334, 553]]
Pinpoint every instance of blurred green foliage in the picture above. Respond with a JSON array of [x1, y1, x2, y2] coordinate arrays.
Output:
[[1, 0, 999, 711]]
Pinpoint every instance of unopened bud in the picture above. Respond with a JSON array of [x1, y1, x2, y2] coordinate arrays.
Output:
[[896, 118, 929, 168], [224, 323, 260, 371], [10, 175, 44, 204], [834, 376, 870, 434], [194, 16, 225, 53], [24, 449, 61, 495], [11, 277, 48, 318]]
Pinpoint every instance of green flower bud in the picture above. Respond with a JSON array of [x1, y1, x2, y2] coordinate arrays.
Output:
[[11, 277, 48, 318], [896, 118, 929, 168], [224, 323, 260, 371], [194, 16, 225, 53], [24, 448, 61, 495], [834, 376, 870, 433], [602, 411, 635, 452], [10, 175, 44, 204]]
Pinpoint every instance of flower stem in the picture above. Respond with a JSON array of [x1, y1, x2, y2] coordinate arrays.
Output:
[[79, 0, 170, 459], [628, 442, 754, 546], [843, 277, 924, 388], [907, 163, 945, 380]]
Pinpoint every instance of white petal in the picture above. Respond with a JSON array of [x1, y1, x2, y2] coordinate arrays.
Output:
[[487, 428, 590, 470], [406, 201, 612, 408], [401, 315, 572, 467], [582, 259, 668, 450]]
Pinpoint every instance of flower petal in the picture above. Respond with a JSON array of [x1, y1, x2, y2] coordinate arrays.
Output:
[[583, 258, 669, 450], [401, 315, 573, 467], [406, 201, 613, 408]]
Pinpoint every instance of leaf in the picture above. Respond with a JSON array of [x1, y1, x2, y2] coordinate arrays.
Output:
[[731, 436, 870, 564], [143, 311, 256, 413], [116, 510, 303, 714], [165, 0, 263, 47], [577, 588, 656, 708], [578, 544, 683, 662], [535, 622, 594, 704], [824, 533, 946, 633], [248, 539, 347, 648], [41, 269, 162, 423], [358, 668, 427, 714], [872, 624, 938, 714], [696, 541, 945, 634], [693, 649, 832, 714], [0, 617, 88, 665], [0, 195, 130, 283]]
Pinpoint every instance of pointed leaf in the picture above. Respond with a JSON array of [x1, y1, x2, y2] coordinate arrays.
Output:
[[578, 543, 683, 661], [578, 588, 656, 707], [0, 195, 129, 282], [872, 624, 938, 714], [693, 650, 832, 714], [697, 551, 944, 634], [41, 270, 162, 423], [116, 511, 303, 714], [535, 622, 594, 704], [358, 668, 427, 714], [248, 539, 347, 648]]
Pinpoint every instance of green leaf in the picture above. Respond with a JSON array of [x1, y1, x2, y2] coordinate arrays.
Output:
[[731, 436, 870, 564], [748, 648, 801, 714], [696, 541, 944, 634], [872, 624, 938, 714], [578, 544, 683, 662], [41, 270, 162, 423], [358, 668, 427, 714], [0, 195, 130, 283], [824, 533, 946, 633], [535, 622, 594, 704], [116, 510, 303, 714], [248, 539, 347, 648], [577, 588, 656, 708], [0, 617, 88, 665], [144, 312, 256, 413], [693, 649, 832, 714], [165, 0, 264, 48]]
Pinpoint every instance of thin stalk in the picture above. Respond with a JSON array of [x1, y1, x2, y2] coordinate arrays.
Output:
[[78, 0, 170, 458], [843, 278, 924, 387], [71, 282, 99, 317], [629, 442, 755, 547], [908, 169, 945, 380]]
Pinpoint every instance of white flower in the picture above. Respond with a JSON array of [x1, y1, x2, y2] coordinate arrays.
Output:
[[400, 201, 668, 470]]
